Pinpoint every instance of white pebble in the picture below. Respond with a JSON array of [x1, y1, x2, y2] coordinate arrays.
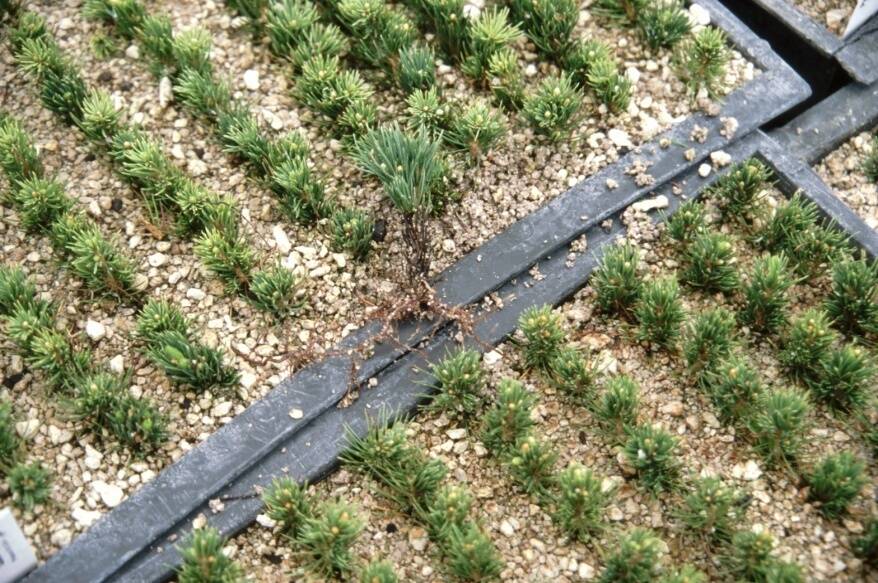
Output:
[[85, 320, 106, 341], [125, 44, 140, 59], [631, 195, 669, 213], [92, 480, 124, 508], [698, 163, 712, 178], [109, 355, 125, 374], [148, 253, 168, 267], [158, 76, 173, 108], [273, 225, 292, 254], [710, 150, 732, 167], [243, 69, 260, 90], [608, 128, 634, 149], [186, 287, 206, 301], [72, 508, 102, 528], [688, 3, 711, 26]]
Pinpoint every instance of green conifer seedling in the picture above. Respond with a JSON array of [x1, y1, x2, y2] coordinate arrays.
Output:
[[807, 451, 866, 518], [7, 462, 51, 511], [398, 44, 436, 93], [331, 207, 374, 260], [594, 375, 639, 440], [824, 256, 878, 338], [863, 135, 878, 184], [808, 344, 874, 414], [145, 331, 240, 391], [638, 1, 691, 51], [518, 304, 565, 370], [623, 424, 679, 494], [635, 276, 685, 349], [508, 0, 577, 60], [658, 566, 707, 583], [739, 253, 794, 334], [263, 476, 312, 536], [248, 264, 304, 320], [296, 501, 363, 578], [683, 307, 735, 385], [0, 401, 21, 471], [487, 47, 525, 109], [429, 348, 486, 421], [704, 355, 762, 423], [664, 199, 707, 247], [444, 523, 503, 581], [708, 158, 770, 224], [480, 379, 535, 453], [547, 345, 598, 404], [504, 434, 558, 496], [553, 462, 613, 542], [854, 517, 878, 566], [720, 530, 775, 582], [176, 527, 244, 583], [779, 308, 837, 382], [599, 528, 665, 583], [748, 388, 810, 468], [461, 7, 522, 82], [673, 27, 730, 97], [675, 476, 743, 543], [592, 242, 641, 318], [360, 560, 398, 583], [522, 73, 583, 141], [423, 485, 471, 542], [683, 231, 738, 293], [445, 99, 506, 162]]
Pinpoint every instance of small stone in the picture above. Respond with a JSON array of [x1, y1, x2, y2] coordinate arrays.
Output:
[[243, 69, 260, 90], [608, 506, 624, 521], [51, 528, 72, 547], [710, 150, 732, 167], [631, 195, 669, 213], [608, 128, 633, 149], [15, 419, 39, 440], [825, 8, 846, 28], [310, 265, 331, 278], [689, 3, 711, 26], [332, 253, 346, 268], [148, 253, 168, 267], [125, 44, 140, 59], [240, 372, 257, 389], [158, 76, 173, 108], [72, 508, 102, 528], [483, 351, 502, 366], [684, 148, 696, 161], [212, 401, 233, 417], [92, 480, 124, 508], [408, 527, 428, 551], [109, 355, 125, 374], [48, 425, 72, 445], [500, 520, 515, 537], [186, 288, 206, 301], [289, 408, 304, 420], [446, 428, 466, 440], [698, 163, 711, 178], [578, 562, 595, 580], [84, 445, 103, 470], [661, 401, 685, 417], [188, 159, 208, 176], [442, 239, 456, 253], [524, 63, 537, 77], [742, 460, 762, 481], [256, 514, 277, 528], [273, 225, 292, 254], [85, 320, 106, 341]]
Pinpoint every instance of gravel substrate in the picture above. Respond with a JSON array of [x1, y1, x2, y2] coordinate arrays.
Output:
[[789, 0, 856, 35], [232, 189, 878, 581], [813, 130, 878, 230], [0, 0, 754, 562]]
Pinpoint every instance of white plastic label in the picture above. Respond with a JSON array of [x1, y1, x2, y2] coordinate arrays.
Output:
[[843, 0, 878, 38], [0, 509, 37, 583]]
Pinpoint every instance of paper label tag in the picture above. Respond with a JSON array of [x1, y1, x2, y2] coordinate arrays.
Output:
[[843, 0, 878, 38], [0, 509, 37, 583]]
